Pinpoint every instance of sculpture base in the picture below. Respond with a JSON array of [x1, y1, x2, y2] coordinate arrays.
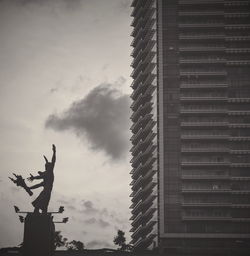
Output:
[[23, 213, 55, 256]]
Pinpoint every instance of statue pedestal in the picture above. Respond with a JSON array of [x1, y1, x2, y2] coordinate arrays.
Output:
[[23, 213, 55, 256]]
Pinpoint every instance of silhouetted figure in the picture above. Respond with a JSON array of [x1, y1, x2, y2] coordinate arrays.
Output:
[[28, 144, 56, 213], [9, 144, 56, 213]]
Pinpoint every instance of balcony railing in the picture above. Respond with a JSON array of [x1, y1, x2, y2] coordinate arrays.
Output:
[[181, 161, 230, 166], [179, 46, 225, 52], [179, 0, 224, 5], [179, 34, 225, 40], [181, 175, 229, 180], [180, 109, 227, 114], [180, 83, 228, 89], [182, 202, 231, 207], [182, 216, 232, 221], [179, 11, 224, 16], [130, 213, 143, 232], [179, 23, 224, 28], [181, 134, 228, 140], [181, 121, 228, 127], [182, 188, 231, 193], [230, 136, 250, 141], [180, 59, 226, 64], [180, 71, 227, 76], [131, 200, 143, 215]]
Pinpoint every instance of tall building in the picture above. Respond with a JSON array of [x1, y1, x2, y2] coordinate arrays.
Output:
[[130, 0, 250, 255]]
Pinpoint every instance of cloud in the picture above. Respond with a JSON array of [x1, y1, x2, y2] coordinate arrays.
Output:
[[84, 218, 110, 228], [81, 200, 99, 214], [86, 240, 112, 249], [98, 219, 110, 228], [84, 217, 96, 225], [6, 0, 82, 9], [45, 83, 131, 160]]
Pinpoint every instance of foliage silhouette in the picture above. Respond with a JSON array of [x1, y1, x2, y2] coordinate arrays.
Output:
[[54, 231, 68, 249], [66, 240, 85, 251], [113, 230, 133, 251]]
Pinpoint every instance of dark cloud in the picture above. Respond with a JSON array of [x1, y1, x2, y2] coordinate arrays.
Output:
[[84, 217, 110, 228], [81, 200, 99, 214], [98, 219, 110, 228], [84, 217, 96, 225], [45, 83, 131, 160], [9, 0, 82, 8], [86, 240, 112, 249], [117, 0, 131, 10]]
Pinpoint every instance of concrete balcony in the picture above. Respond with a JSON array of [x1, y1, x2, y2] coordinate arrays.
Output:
[[232, 204, 250, 209], [130, 102, 152, 122], [131, 85, 155, 112], [181, 121, 228, 127], [180, 71, 227, 76], [180, 96, 227, 102], [181, 175, 229, 180], [130, 113, 152, 133], [231, 176, 250, 181], [179, 46, 225, 52], [179, 0, 224, 5], [131, 143, 156, 167], [130, 187, 142, 198], [230, 136, 250, 141], [181, 148, 228, 153], [130, 213, 143, 232], [181, 161, 230, 166], [232, 218, 250, 222], [130, 175, 143, 190], [226, 35, 250, 41], [227, 60, 250, 66], [232, 190, 250, 194], [131, 169, 156, 191], [180, 59, 226, 64], [179, 23, 224, 28], [131, 157, 157, 180], [182, 202, 231, 207], [229, 123, 250, 128], [228, 98, 250, 103], [182, 216, 232, 221], [131, 200, 143, 215], [142, 207, 156, 219], [179, 11, 224, 16], [230, 150, 250, 154], [133, 233, 157, 250], [231, 163, 250, 167], [180, 108, 228, 115], [130, 163, 143, 179], [182, 188, 231, 193], [226, 48, 250, 53], [226, 24, 250, 29], [131, 220, 156, 240], [181, 134, 229, 140], [229, 110, 250, 116], [180, 83, 228, 89]]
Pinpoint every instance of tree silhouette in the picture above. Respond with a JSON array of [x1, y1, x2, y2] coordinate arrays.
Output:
[[54, 231, 67, 249], [66, 240, 84, 251], [113, 230, 132, 251]]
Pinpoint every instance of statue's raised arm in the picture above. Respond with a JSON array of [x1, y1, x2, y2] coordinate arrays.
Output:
[[51, 144, 56, 166]]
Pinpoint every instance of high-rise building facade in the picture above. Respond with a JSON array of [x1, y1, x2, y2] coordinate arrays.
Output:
[[130, 0, 250, 255]]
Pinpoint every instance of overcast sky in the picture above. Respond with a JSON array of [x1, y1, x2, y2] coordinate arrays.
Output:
[[0, 0, 132, 249]]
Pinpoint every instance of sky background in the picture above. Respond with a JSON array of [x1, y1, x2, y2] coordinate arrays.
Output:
[[0, 0, 133, 249]]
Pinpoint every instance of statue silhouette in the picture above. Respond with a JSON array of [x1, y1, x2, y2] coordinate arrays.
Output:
[[9, 144, 56, 213], [28, 144, 56, 213]]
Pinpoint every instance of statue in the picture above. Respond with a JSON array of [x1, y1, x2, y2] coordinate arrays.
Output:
[[9, 144, 56, 213]]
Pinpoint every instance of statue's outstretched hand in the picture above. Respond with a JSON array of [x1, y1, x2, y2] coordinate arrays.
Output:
[[27, 173, 34, 182], [52, 144, 56, 152]]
